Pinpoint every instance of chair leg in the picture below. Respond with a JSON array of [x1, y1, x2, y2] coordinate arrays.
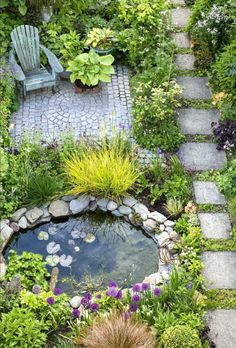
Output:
[[23, 86, 26, 101]]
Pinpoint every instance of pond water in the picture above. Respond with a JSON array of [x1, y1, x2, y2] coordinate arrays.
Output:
[[5, 212, 158, 291]]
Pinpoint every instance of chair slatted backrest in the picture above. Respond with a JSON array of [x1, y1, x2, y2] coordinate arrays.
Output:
[[11, 25, 40, 73]]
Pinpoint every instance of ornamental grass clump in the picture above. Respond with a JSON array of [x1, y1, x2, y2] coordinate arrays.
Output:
[[64, 138, 139, 199]]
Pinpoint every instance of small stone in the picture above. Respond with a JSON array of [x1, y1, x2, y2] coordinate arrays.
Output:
[[62, 194, 78, 202], [0, 260, 7, 277], [143, 272, 162, 286], [11, 208, 27, 222], [9, 222, 20, 232], [133, 203, 149, 215], [18, 216, 28, 229], [167, 241, 177, 253], [97, 198, 109, 212], [164, 220, 175, 227], [42, 207, 50, 218], [128, 213, 138, 226], [160, 224, 165, 232], [140, 213, 148, 221], [70, 196, 90, 214], [70, 296, 81, 308], [148, 211, 166, 223], [107, 201, 118, 211], [25, 207, 44, 224], [118, 205, 132, 215], [169, 231, 179, 242], [112, 210, 123, 217], [155, 231, 169, 245], [89, 200, 97, 212], [0, 224, 14, 240], [142, 219, 157, 232], [49, 200, 70, 218], [122, 197, 137, 207], [165, 227, 173, 233]]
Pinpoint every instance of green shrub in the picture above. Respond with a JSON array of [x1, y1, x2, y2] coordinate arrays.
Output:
[[0, 308, 46, 348], [159, 325, 202, 348], [217, 159, 236, 199], [6, 251, 50, 290], [163, 174, 191, 203]]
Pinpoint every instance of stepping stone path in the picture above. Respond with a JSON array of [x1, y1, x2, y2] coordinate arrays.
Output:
[[171, 2, 234, 346]]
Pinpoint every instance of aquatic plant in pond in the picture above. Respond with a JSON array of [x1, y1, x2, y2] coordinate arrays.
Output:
[[5, 212, 157, 289]]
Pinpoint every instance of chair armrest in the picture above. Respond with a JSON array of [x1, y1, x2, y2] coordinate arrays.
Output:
[[40, 44, 64, 73], [9, 50, 25, 81]]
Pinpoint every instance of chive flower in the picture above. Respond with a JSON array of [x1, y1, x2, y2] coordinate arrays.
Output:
[[132, 294, 141, 302], [106, 286, 118, 297], [53, 288, 62, 296], [132, 283, 141, 292], [90, 303, 99, 312], [72, 308, 80, 318], [129, 303, 138, 312], [141, 283, 150, 291], [153, 288, 161, 297], [46, 297, 55, 305]]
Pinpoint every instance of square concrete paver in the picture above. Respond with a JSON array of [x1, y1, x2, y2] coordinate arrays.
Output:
[[178, 143, 227, 170], [193, 181, 226, 204], [171, 9, 190, 28], [171, 33, 190, 48], [170, 0, 186, 4], [199, 213, 231, 239], [206, 310, 236, 348], [202, 251, 236, 289], [176, 77, 211, 99], [175, 54, 195, 70], [177, 109, 219, 135]]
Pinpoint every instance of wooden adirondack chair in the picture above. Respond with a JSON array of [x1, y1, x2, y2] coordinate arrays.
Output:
[[9, 25, 63, 99]]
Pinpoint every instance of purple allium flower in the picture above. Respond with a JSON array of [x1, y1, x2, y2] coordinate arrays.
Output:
[[109, 280, 118, 288], [129, 303, 138, 312], [116, 290, 123, 299], [32, 285, 41, 294], [84, 293, 92, 301], [153, 288, 161, 297], [81, 297, 90, 308], [106, 286, 118, 297], [46, 297, 55, 305], [132, 283, 141, 292], [53, 288, 62, 296], [123, 311, 131, 320], [72, 308, 80, 318], [141, 283, 150, 291], [96, 293, 102, 299], [90, 303, 99, 312], [132, 294, 141, 302]]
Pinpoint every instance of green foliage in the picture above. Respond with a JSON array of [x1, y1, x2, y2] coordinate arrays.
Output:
[[164, 198, 184, 218], [163, 174, 191, 203], [59, 31, 84, 68], [67, 50, 115, 86], [207, 289, 236, 309], [217, 159, 236, 199], [0, 13, 22, 56], [0, 308, 47, 348], [5, 251, 50, 290], [85, 27, 115, 50], [0, 277, 22, 317], [203, 239, 236, 251], [160, 325, 202, 348], [0, 0, 27, 15]]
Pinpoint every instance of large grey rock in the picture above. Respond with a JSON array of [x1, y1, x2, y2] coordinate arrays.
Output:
[[171, 32, 190, 48], [49, 200, 70, 218], [0, 224, 13, 240], [11, 208, 27, 222], [142, 219, 157, 232], [148, 211, 166, 223], [199, 213, 231, 239], [25, 207, 44, 224], [61, 194, 78, 202], [88, 200, 97, 212], [18, 216, 28, 229], [122, 197, 137, 207], [178, 109, 219, 135], [107, 201, 118, 211], [97, 198, 109, 212], [176, 77, 211, 99], [118, 205, 132, 215], [112, 209, 123, 217], [179, 143, 227, 170], [175, 54, 195, 70], [206, 310, 236, 348], [70, 296, 82, 308], [193, 181, 226, 205], [133, 203, 149, 215], [202, 252, 236, 289], [70, 196, 90, 214], [171, 9, 190, 28]]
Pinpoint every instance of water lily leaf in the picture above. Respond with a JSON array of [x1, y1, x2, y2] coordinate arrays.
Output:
[[74, 246, 80, 252], [59, 254, 73, 267], [84, 233, 96, 243], [38, 231, 49, 241], [46, 254, 59, 267], [46, 241, 61, 254], [48, 226, 57, 235], [68, 239, 75, 245], [71, 230, 87, 239]]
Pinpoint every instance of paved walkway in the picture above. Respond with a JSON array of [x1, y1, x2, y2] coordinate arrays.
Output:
[[10, 66, 132, 143], [171, 1, 236, 347]]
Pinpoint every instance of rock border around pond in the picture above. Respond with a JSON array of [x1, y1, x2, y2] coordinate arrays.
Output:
[[0, 195, 180, 288]]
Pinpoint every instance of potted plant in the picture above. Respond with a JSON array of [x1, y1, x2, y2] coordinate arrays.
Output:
[[67, 50, 115, 92], [85, 28, 115, 55]]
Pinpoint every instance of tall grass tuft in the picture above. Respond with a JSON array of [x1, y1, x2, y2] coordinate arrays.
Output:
[[64, 135, 139, 200], [80, 313, 157, 348]]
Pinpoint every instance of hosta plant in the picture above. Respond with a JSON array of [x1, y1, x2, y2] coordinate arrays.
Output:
[[85, 27, 115, 50], [67, 50, 115, 86]]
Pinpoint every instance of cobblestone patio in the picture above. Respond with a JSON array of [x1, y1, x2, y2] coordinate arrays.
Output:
[[10, 66, 132, 143]]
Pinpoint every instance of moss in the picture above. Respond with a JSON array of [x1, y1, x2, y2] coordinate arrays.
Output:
[[180, 98, 213, 109], [176, 70, 207, 77], [206, 290, 236, 309], [203, 238, 236, 251], [186, 135, 215, 143], [198, 204, 226, 213]]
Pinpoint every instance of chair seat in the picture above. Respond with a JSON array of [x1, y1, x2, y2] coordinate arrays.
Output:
[[24, 67, 55, 91]]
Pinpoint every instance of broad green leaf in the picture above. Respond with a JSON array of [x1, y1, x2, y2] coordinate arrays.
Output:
[[19, 4, 27, 15], [100, 54, 115, 66], [100, 65, 114, 74], [0, 0, 8, 7], [99, 73, 111, 83]]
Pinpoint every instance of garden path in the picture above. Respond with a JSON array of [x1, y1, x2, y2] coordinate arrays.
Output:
[[171, 1, 236, 347], [10, 65, 132, 143]]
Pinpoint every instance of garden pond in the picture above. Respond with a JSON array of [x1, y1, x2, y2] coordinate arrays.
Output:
[[5, 212, 158, 291]]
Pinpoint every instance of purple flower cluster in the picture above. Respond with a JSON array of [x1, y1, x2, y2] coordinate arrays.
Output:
[[46, 297, 55, 305], [106, 281, 123, 300], [79, 293, 99, 314]]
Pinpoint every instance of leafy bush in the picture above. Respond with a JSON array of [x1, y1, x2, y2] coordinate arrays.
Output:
[[163, 175, 191, 203], [164, 199, 184, 218], [0, 308, 47, 348], [212, 120, 236, 153], [5, 251, 50, 290], [217, 159, 236, 199], [160, 325, 202, 348], [64, 136, 139, 199]]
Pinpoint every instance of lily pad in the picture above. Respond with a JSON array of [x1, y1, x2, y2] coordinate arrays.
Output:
[[68, 239, 75, 246], [46, 241, 61, 254], [71, 230, 87, 239], [84, 233, 96, 243], [59, 254, 73, 267], [46, 254, 60, 267], [38, 231, 49, 241], [74, 246, 80, 252], [48, 226, 57, 235]]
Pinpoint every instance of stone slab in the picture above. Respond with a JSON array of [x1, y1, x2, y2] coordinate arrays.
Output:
[[202, 251, 236, 289], [193, 181, 226, 205], [171, 33, 190, 48], [206, 310, 236, 348], [198, 213, 231, 239], [175, 54, 195, 70], [176, 77, 211, 99], [179, 143, 227, 170], [170, 0, 186, 4], [171, 9, 190, 28], [177, 109, 219, 135]]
